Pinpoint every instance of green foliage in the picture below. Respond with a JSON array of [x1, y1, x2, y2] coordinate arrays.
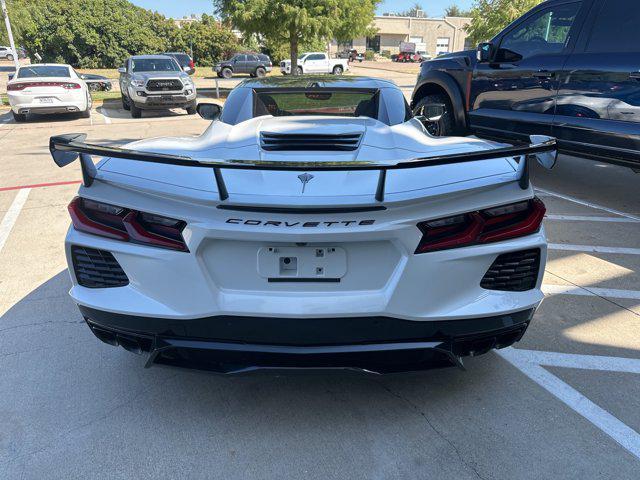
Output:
[[444, 5, 472, 17], [364, 50, 375, 61], [170, 14, 237, 66], [466, 0, 543, 45], [215, 0, 380, 73], [397, 2, 426, 17], [1, 0, 236, 68], [380, 50, 391, 58], [263, 36, 327, 63]]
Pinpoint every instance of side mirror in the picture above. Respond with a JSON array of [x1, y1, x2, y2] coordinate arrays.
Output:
[[197, 103, 222, 120], [530, 135, 558, 170], [117, 67, 126, 74], [477, 42, 495, 63]]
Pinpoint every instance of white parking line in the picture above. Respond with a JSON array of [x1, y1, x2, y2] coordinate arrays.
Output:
[[0, 188, 30, 254], [497, 347, 640, 460], [545, 214, 639, 223], [543, 283, 640, 300], [549, 243, 640, 255], [536, 187, 640, 221]]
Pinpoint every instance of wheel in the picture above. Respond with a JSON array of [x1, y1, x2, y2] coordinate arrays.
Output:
[[185, 102, 197, 115], [255, 67, 266, 78], [87, 83, 99, 92], [12, 111, 26, 122], [216, 72, 222, 78], [296, 66, 303, 75], [6, 53, 13, 61], [332, 65, 343, 75], [412, 94, 457, 137], [130, 102, 142, 118], [121, 94, 130, 111], [221, 67, 233, 79]]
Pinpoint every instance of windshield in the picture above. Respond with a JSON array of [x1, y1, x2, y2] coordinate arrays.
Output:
[[18, 65, 70, 78], [131, 58, 180, 73], [254, 90, 378, 118]]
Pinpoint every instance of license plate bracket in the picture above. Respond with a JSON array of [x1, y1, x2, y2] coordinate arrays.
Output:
[[37, 97, 54, 104], [257, 246, 346, 280]]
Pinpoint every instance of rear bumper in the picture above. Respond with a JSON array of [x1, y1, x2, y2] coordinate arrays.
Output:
[[80, 305, 535, 374]]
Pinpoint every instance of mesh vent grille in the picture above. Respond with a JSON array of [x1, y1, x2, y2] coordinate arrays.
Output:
[[146, 79, 183, 91], [480, 249, 541, 292], [71, 246, 129, 288], [260, 132, 362, 151]]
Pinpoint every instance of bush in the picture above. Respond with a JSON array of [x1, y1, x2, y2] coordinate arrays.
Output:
[[380, 50, 391, 58], [364, 50, 375, 61]]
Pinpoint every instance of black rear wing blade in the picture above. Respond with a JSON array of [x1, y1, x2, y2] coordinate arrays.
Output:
[[50, 133, 557, 202]]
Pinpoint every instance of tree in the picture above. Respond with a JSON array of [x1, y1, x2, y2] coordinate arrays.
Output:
[[398, 3, 426, 17], [466, 0, 543, 45], [444, 5, 472, 17], [170, 14, 237, 66], [215, 0, 380, 75]]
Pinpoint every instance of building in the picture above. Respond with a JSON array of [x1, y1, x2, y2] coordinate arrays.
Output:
[[331, 15, 472, 57], [173, 14, 202, 28]]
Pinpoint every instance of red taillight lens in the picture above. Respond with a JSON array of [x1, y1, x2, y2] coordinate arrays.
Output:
[[189, 59, 195, 69], [415, 197, 546, 253], [7, 81, 81, 90], [68, 197, 188, 251], [7, 82, 28, 91]]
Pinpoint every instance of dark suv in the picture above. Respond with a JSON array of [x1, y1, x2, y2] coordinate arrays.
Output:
[[411, 0, 640, 168], [213, 53, 272, 78]]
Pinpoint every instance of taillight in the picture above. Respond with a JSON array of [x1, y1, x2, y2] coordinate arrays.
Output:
[[68, 197, 188, 251], [7, 83, 27, 91], [189, 59, 195, 69], [7, 81, 81, 90], [415, 197, 545, 253]]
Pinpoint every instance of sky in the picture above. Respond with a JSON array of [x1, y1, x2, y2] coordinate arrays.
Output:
[[130, 0, 475, 19]]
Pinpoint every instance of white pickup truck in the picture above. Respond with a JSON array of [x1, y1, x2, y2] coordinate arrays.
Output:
[[280, 52, 349, 75]]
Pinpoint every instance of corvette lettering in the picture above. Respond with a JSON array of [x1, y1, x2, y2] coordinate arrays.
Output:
[[225, 218, 375, 227]]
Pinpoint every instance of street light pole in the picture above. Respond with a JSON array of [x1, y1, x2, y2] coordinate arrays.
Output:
[[1, 0, 20, 70]]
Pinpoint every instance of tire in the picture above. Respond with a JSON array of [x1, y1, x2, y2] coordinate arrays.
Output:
[[255, 67, 266, 78], [12, 111, 26, 122], [216, 72, 222, 78], [121, 94, 130, 111], [186, 102, 197, 115], [332, 65, 343, 75], [87, 83, 99, 92], [221, 67, 233, 79], [412, 94, 456, 137], [296, 66, 303, 75], [6, 54, 13, 61], [130, 102, 142, 119]]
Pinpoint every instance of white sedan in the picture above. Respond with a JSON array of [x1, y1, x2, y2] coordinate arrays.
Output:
[[7, 63, 92, 122]]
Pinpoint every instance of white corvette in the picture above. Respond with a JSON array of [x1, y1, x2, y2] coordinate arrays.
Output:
[[8, 64, 92, 122], [50, 77, 556, 374]]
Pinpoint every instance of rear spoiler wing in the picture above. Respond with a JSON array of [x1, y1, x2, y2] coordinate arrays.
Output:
[[49, 133, 557, 203]]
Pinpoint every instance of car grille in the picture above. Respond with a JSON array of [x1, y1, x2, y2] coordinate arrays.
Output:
[[146, 79, 183, 91], [480, 249, 541, 292], [260, 132, 363, 151], [71, 246, 129, 288]]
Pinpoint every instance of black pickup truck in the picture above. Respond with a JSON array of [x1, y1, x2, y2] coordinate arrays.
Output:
[[411, 0, 640, 168]]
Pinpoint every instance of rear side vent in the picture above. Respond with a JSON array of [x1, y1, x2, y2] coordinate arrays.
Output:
[[260, 132, 362, 151], [71, 246, 129, 288], [480, 249, 541, 292]]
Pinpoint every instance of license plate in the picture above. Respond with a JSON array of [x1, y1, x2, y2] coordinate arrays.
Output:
[[257, 246, 347, 280], [37, 97, 54, 104]]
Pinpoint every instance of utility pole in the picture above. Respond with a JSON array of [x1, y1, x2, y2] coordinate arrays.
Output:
[[1, 0, 20, 70]]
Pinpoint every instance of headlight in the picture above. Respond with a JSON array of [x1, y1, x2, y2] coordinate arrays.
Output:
[[130, 79, 145, 87]]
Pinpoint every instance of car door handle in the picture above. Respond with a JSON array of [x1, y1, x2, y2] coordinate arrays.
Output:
[[533, 70, 554, 78], [629, 72, 640, 80]]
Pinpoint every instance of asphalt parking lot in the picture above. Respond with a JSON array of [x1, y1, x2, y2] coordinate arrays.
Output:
[[1, 70, 640, 479]]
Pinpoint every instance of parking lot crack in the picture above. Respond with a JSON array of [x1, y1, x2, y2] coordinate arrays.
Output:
[[374, 381, 487, 479], [545, 270, 640, 319]]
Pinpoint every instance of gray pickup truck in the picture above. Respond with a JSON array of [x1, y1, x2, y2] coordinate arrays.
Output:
[[118, 55, 197, 118]]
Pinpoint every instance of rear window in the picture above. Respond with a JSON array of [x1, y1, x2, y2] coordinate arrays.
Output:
[[18, 65, 70, 78], [254, 90, 379, 118], [131, 58, 180, 73]]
